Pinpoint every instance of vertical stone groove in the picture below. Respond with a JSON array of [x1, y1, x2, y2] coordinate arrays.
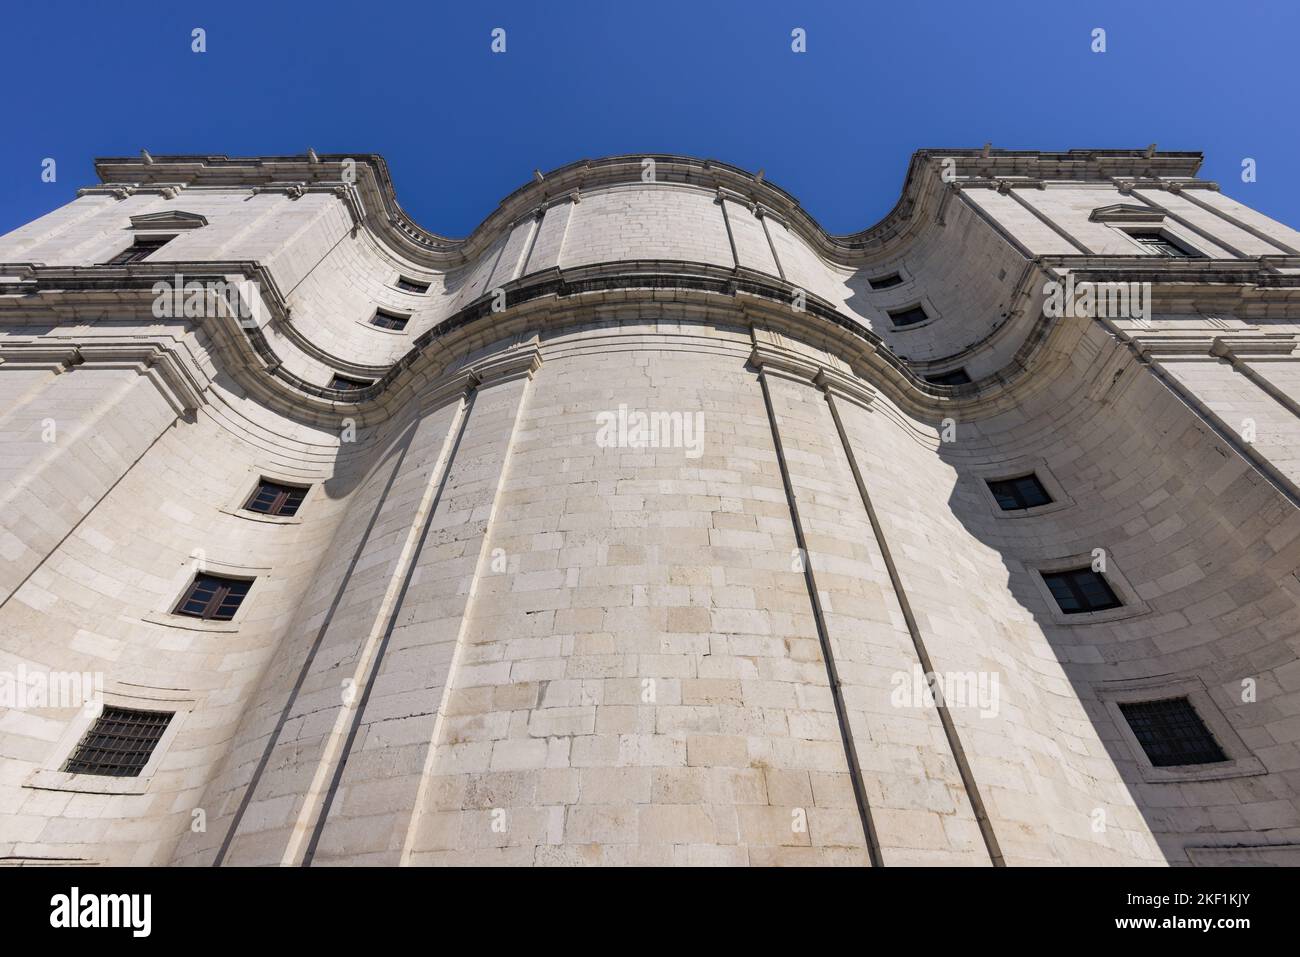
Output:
[[515, 209, 545, 279], [400, 367, 537, 863], [213, 415, 424, 866], [1005, 189, 1095, 255], [757, 212, 786, 280], [297, 390, 477, 865], [822, 386, 1005, 867], [755, 366, 883, 866], [1098, 315, 1300, 510], [0, 407, 179, 611], [717, 197, 740, 270], [1127, 191, 1248, 258], [1173, 189, 1299, 255], [1228, 356, 1300, 420]]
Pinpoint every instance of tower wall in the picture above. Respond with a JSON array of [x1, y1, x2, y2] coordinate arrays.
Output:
[[3, 150, 1300, 866]]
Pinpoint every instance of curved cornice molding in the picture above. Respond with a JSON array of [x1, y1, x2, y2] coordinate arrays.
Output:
[[29, 146, 1298, 439], [93, 149, 1206, 269], [6, 244, 1299, 428], [0, 258, 1179, 434], [0, 261, 1037, 422]]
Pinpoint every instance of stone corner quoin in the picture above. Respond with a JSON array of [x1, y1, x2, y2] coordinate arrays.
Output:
[[1, 147, 1299, 867]]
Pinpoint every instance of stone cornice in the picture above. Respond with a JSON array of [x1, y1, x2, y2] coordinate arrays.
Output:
[[0, 262, 291, 323], [1128, 333, 1300, 361], [76, 342, 208, 415], [90, 149, 1206, 270], [0, 341, 83, 370], [5, 253, 1297, 429], [0, 338, 208, 416], [746, 335, 879, 411], [1038, 259, 1300, 321]]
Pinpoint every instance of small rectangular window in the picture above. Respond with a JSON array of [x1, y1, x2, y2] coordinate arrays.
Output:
[[175, 574, 253, 621], [104, 235, 174, 265], [1119, 698, 1228, 767], [924, 368, 971, 386], [328, 374, 373, 391], [63, 706, 173, 777], [244, 479, 308, 517], [370, 309, 409, 331], [1041, 567, 1122, 614], [868, 272, 903, 290], [987, 474, 1052, 510], [1127, 230, 1197, 258], [395, 276, 429, 294], [888, 305, 928, 328]]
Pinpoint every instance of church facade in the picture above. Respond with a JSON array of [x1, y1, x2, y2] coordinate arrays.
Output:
[[1, 148, 1299, 866]]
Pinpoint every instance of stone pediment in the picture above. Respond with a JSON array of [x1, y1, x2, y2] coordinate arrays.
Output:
[[128, 210, 208, 230], [1089, 204, 1164, 224]]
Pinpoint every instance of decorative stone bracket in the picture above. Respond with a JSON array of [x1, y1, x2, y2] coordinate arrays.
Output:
[[0, 339, 209, 417]]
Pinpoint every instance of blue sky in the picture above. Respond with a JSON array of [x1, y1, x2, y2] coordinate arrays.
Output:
[[3, 0, 1295, 239]]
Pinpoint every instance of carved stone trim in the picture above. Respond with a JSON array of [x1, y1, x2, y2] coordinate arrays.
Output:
[[90, 149, 1207, 270], [129, 210, 208, 230], [1089, 204, 1165, 224]]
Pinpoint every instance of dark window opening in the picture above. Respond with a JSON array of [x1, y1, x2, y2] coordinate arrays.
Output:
[[1127, 230, 1198, 258], [1041, 567, 1122, 614], [104, 235, 174, 265], [244, 479, 308, 517], [1119, 698, 1228, 767], [987, 473, 1052, 510], [63, 706, 173, 777], [869, 272, 903, 290], [370, 309, 409, 331], [328, 374, 373, 391], [395, 276, 429, 294], [888, 305, 929, 328], [174, 574, 252, 621], [924, 368, 971, 386]]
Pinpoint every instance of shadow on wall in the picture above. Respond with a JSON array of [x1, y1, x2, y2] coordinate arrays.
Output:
[[204, 364, 404, 507], [922, 332, 1300, 865]]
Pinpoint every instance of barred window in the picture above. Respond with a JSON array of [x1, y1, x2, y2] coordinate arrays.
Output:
[[868, 272, 903, 290], [1119, 698, 1228, 767], [1041, 567, 1122, 614], [244, 480, 308, 517], [63, 707, 173, 777], [104, 235, 173, 265], [175, 574, 252, 621], [328, 374, 373, 391], [1127, 230, 1198, 258], [395, 276, 429, 294], [888, 305, 929, 328], [370, 309, 409, 331], [924, 368, 971, 386], [988, 474, 1052, 510]]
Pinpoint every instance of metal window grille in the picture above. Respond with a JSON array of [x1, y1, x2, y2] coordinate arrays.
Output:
[[104, 235, 173, 265], [1119, 697, 1228, 767], [63, 706, 173, 777], [1129, 230, 1195, 258]]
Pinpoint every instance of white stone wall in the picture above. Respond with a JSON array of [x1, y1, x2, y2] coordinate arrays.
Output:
[[0, 343, 351, 864], [3, 150, 1299, 866]]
